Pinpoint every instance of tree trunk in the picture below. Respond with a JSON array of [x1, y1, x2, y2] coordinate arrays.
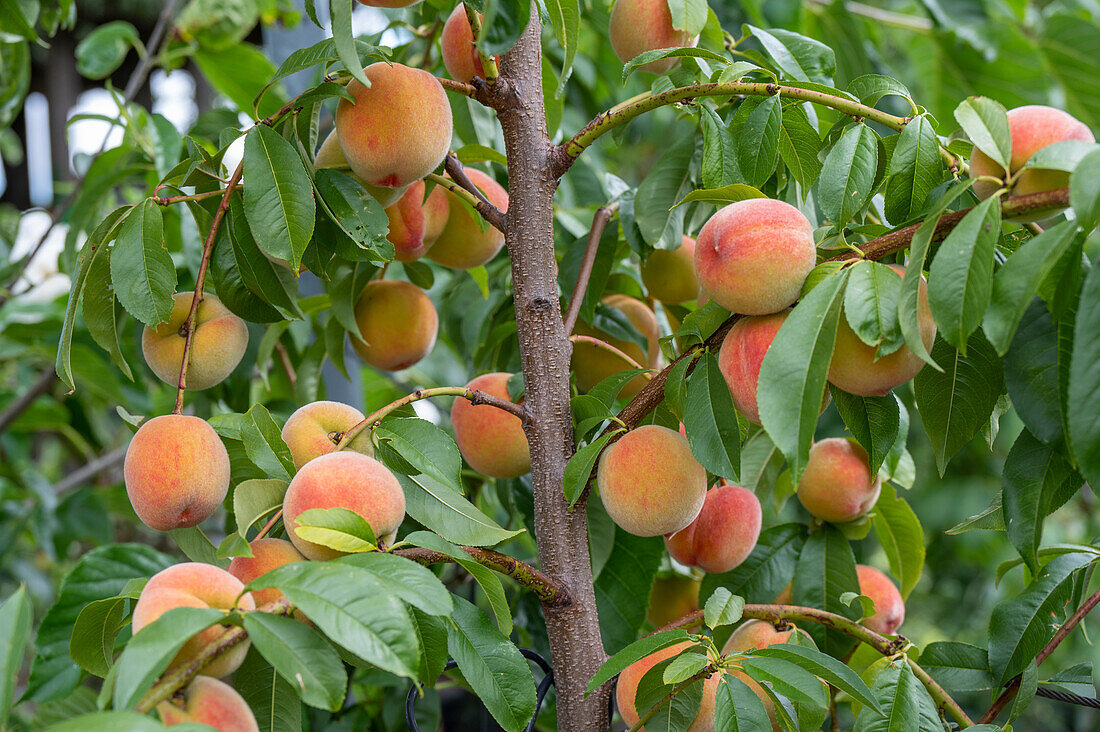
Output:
[[498, 9, 611, 731]]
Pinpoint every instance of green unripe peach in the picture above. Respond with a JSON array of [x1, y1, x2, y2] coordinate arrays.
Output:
[[451, 372, 531, 479], [385, 180, 450, 262], [158, 677, 259, 732], [857, 564, 905, 636], [142, 292, 248, 391], [352, 280, 438, 371], [427, 169, 509, 269], [281, 401, 373, 470], [642, 235, 699, 303], [796, 438, 881, 524], [665, 483, 762, 574], [608, 0, 699, 74], [647, 575, 700, 628], [572, 294, 660, 398]]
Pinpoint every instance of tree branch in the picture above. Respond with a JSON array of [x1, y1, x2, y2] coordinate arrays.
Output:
[[425, 171, 506, 233], [395, 546, 570, 606], [444, 154, 508, 231], [53, 446, 127, 495], [562, 202, 619, 334], [151, 189, 226, 206], [0, 368, 55, 435]]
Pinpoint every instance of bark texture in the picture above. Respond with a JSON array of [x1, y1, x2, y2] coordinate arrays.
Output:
[[497, 8, 611, 730]]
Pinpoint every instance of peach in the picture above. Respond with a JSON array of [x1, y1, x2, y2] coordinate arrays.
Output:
[[722, 620, 796, 731], [597, 425, 707, 537], [572, 294, 660, 398], [828, 264, 936, 396], [647, 575, 700, 628], [856, 564, 905, 636], [665, 483, 762, 574], [970, 105, 1094, 203], [643, 236, 699, 303], [281, 401, 373, 470], [282, 451, 406, 560], [132, 563, 256, 678], [796, 438, 881, 524], [695, 199, 817, 316], [385, 180, 450, 262], [158, 677, 259, 732], [351, 279, 438, 371], [314, 130, 408, 208], [617, 641, 721, 731], [142, 292, 248, 391], [228, 538, 306, 610], [717, 311, 788, 424], [124, 415, 230, 531], [608, 0, 699, 74], [441, 6, 497, 83], [451, 372, 530, 478], [334, 62, 452, 191], [427, 169, 509, 269]]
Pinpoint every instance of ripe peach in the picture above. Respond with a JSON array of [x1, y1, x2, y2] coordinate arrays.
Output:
[[722, 620, 796, 731], [828, 264, 936, 396], [695, 199, 817, 316], [314, 130, 408, 208], [158, 677, 259, 732], [597, 425, 707, 537], [282, 451, 406, 560], [124, 415, 230, 531], [642, 236, 699, 303], [856, 564, 905, 636], [617, 641, 721, 731], [970, 105, 1094, 202], [427, 169, 509, 269], [647, 575, 701, 628], [132, 563, 256, 678], [608, 0, 699, 75], [572, 294, 660, 398], [228, 538, 306, 610], [142, 292, 248, 391], [440, 6, 497, 83], [451, 372, 530, 479], [717, 311, 788, 424], [281, 401, 373, 470], [796, 438, 881, 524], [385, 180, 450, 262], [665, 483, 762, 574], [351, 279, 438, 371], [335, 62, 452, 191]]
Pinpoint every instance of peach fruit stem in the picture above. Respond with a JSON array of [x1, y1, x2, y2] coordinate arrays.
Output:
[[395, 546, 570, 605], [151, 188, 227, 206], [656, 604, 974, 728], [273, 341, 297, 388], [563, 202, 620, 335], [438, 76, 479, 98], [462, 3, 500, 81], [568, 335, 651, 374], [252, 508, 282, 541]]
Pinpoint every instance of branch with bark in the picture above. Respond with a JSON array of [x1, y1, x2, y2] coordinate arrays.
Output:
[[563, 202, 619, 334]]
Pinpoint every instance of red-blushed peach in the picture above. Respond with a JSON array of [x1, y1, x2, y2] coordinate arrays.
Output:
[[717, 311, 788, 424], [158, 676, 259, 732], [647, 575, 701, 628], [335, 62, 452, 190], [829, 264, 935, 396], [440, 6, 497, 83], [142, 292, 248, 391], [665, 483, 762, 574], [597, 425, 707, 537], [970, 105, 1095, 203], [857, 564, 905, 636], [722, 620, 796, 731], [642, 236, 700, 303], [351, 279, 438, 371], [228, 538, 306, 610], [695, 199, 817, 316], [282, 451, 406, 560], [427, 169, 509, 269], [451, 372, 530, 478], [796, 438, 881, 524], [132, 563, 256, 679], [281, 401, 372, 470], [314, 130, 408, 208], [385, 180, 450, 262], [617, 641, 721, 731], [608, 0, 699, 75], [124, 414, 230, 531], [572, 294, 660, 398]]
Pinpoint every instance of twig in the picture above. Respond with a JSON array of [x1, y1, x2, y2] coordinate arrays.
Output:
[[396, 546, 569, 605], [53, 447, 127, 495], [438, 77, 479, 98], [151, 189, 226, 206], [445, 154, 508, 231], [569, 334, 650, 374], [252, 509, 283, 542], [274, 341, 297, 388], [0, 368, 55, 434], [562, 203, 619, 334], [425, 172, 507, 233]]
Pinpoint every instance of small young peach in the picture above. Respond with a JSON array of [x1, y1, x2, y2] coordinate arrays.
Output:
[[385, 180, 450, 262], [796, 438, 881, 524], [158, 677, 259, 732]]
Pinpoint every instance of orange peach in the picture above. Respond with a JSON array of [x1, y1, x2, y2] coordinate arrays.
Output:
[[158, 677, 259, 732], [597, 425, 707, 537], [717, 311, 788, 424], [647, 575, 701, 628], [440, 5, 497, 83], [608, 0, 699, 74], [281, 401, 373, 470], [572, 294, 660, 398], [142, 292, 248, 391], [133, 563, 256, 678], [451, 372, 530, 479], [617, 641, 721, 731], [695, 199, 817, 316], [228, 538, 306, 610], [427, 169, 509, 269], [642, 236, 699, 303], [665, 483, 762, 574], [857, 564, 905, 636], [351, 279, 438, 371], [335, 62, 452, 191], [722, 620, 796, 731], [828, 264, 935, 396], [385, 180, 450, 262], [124, 415, 230, 531], [796, 438, 881, 524], [282, 451, 406, 560], [314, 130, 408, 208]]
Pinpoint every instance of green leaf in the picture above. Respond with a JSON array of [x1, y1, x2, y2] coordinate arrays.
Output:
[[636, 133, 694, 249], [853, 659, 941, 732], [739, 656, 829, 708], [226, 194, 301, 317], [831, 389, 899, 475], [170, 525, 225, 566], [946, 491, 1005, 535], [479, 0, 531, 56], [234, 479, 288, 538], [1070, 148, 1100, 228], [1068, 257, 1100, 490], [621, 47, 730, 83], [564, 432, 616, 508], [703, 587, 744, 629], [1004, 300, 1065, 443], [1038, 12, 1100, 130], [44, 711, 196, 731], [917, 642, 995, 694], [913, 332, 1004, 476], [329, 0, 369, 88], [700, 106, 740, 189], [110, 200, 174, 328], [314, 169, 392, 262], [668, 0, 708, 35], [792, 524, 860, 656], [75, 21, 138, 79], [954, 96, 1011, 170], [294, 507, 376, 554], [714, 673, 772, 731], [234, 647, 303, 732], [847, 75, 914, 108], [777, 102, 823, 189], [242, 612, 347, 711], [843, 261, 904, 355], [374, 417, 463, 490], [738, 95, 783, 188], [673, 183, 767, 209], [0, 586, 32, 725], [683, 352, 740, 482], [699, 524, 807, 606], [871, 484, 924, 600], [395, 472, 522, 547], [747, 26, 835, 84], [758, 269, 848, 482], [240, 404, 295, 481], [193, 43, 285, 119], [756, 644, 880, 713], [585, 630, 691, 695], [818, 123, 878, 226], [544, 0, 579, 96], [336, 552, 453, 617], [634, 660, 704, 731], [69, 596, 127, 677], [82, 238, 133, 379], [243, 125, 316, 271], [594, 528, 663, 654], [885, 116, 942, 224], [447, 596, 537, 732]]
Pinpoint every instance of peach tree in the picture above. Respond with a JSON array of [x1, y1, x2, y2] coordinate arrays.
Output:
[[2, 0, 1100, 730]]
